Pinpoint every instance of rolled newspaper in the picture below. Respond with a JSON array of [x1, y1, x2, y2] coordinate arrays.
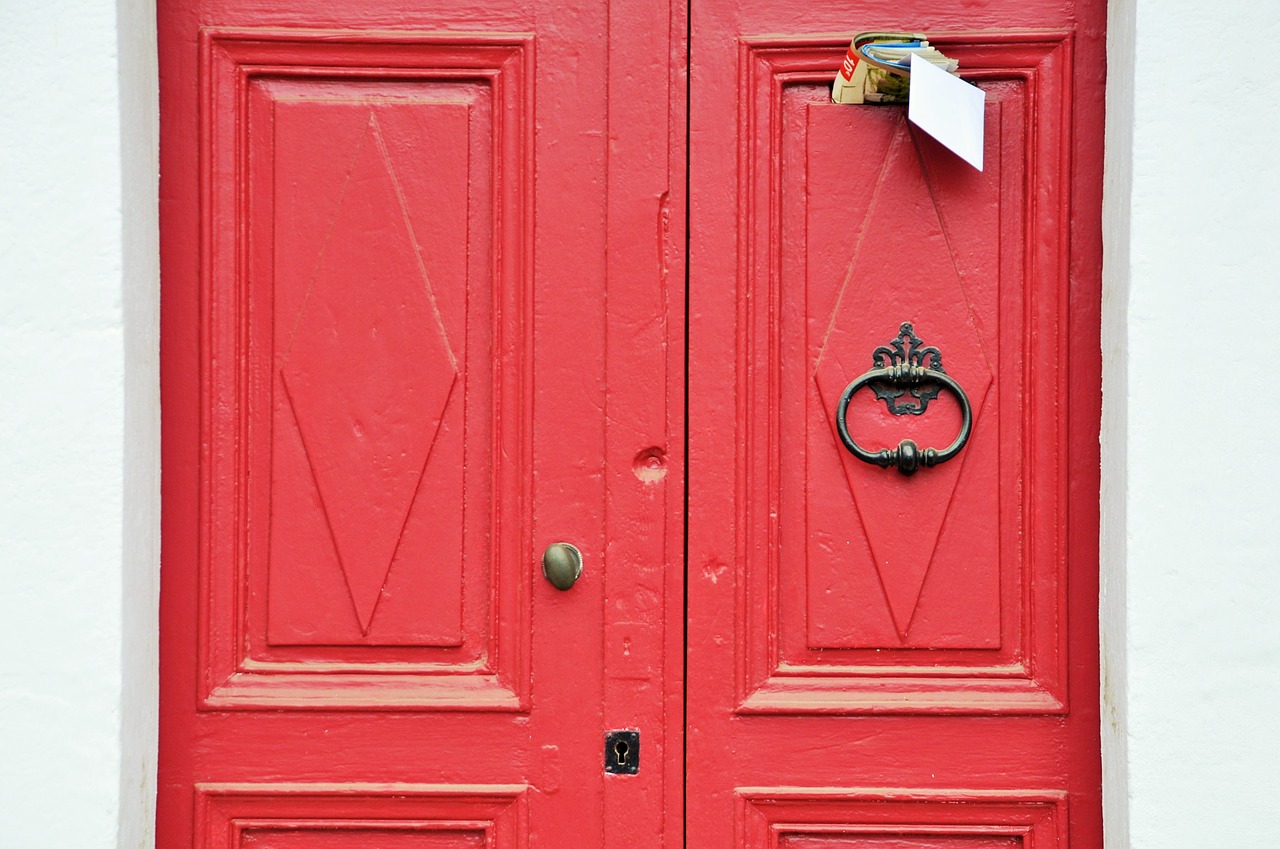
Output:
[[832, 32, 959, 105]]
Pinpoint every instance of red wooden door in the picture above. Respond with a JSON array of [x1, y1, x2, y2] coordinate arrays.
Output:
[[686, 1, 1104, 848], [161, 0, 1105, 845], [157, 1, 684, 847]]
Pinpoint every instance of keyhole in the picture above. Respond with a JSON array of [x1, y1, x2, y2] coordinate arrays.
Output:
[[604, 730, 638, 774]]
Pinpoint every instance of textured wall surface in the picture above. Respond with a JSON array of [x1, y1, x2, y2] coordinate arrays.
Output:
[[0, 1, 159, 847], [1102, 0, 1280, 844]]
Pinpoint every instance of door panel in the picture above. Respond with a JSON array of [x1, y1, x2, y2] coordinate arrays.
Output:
[[738, 791, 1067, 849], [727, 36, 1072, 715], [197, 786, 523, 849], [159, 2, 683, 847], [199, 33, 530, 710], [687, 4, 1104, 849]]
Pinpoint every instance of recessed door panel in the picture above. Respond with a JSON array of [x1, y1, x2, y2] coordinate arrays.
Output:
[[195, 33, 529, 711], [738, 790, 1067, 849], [195, 785, 524, 849], [263, 94, 474, 651], [725, 37, 1075, 716]]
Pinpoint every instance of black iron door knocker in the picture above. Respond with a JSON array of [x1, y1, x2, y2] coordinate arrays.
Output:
[[835, 322, 973, 476]]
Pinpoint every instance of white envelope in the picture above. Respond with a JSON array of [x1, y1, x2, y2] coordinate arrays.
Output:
[[907, 52, 986, 171]]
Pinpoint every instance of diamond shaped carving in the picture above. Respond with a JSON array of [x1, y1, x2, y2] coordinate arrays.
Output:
[[281, 112, 458, 633], [813, 116, 992, 639]]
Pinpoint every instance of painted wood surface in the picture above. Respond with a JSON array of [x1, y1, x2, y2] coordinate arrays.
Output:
[[158, 1, 684, 846], [161, 0, 1102, 846], [686, 1, 1105, 848]]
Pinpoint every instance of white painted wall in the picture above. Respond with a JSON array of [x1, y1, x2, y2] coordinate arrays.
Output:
[[1102, 0, 1280, 845], [1, 0, 1279, 846], [0, 2, 159, 848]]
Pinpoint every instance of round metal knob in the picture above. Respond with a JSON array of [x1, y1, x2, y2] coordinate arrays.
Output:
[[541, 542, 584, 591]]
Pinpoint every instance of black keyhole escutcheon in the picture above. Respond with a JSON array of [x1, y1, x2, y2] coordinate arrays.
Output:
[[604, 730, 639, 774]]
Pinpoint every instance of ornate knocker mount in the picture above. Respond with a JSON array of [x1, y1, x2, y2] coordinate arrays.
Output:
[[835, 322, 973, 476]]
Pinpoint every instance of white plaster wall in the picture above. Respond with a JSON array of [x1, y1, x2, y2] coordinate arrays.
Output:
[[117, 1, 162, 846], [1102, 0, 1280, 844], [0, 1, 159, 848]]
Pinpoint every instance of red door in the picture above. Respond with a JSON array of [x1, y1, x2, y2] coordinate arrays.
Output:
[[687, 1, 1104, 848], [157, 1, 683, 846], [160, 0, 1104, 845]]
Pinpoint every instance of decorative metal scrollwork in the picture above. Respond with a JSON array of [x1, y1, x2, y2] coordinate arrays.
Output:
[[836, 322, 973, 476], [869, 322, 946, 415]]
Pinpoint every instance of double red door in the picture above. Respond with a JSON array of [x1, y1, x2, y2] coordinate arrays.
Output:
[[158, 0, 1104, 847]]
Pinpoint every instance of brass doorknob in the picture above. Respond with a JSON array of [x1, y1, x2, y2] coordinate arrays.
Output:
[[542, 542, 584, 591]]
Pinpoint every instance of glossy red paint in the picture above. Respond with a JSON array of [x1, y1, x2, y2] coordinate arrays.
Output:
[[687, 2, 1105, 848], [159, 1, 684, 846], [160, 0, 1103, 845]]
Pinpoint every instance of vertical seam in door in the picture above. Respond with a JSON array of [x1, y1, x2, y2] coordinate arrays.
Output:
[[603, 7, 613, 849], [682, 3, 692, 848]]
